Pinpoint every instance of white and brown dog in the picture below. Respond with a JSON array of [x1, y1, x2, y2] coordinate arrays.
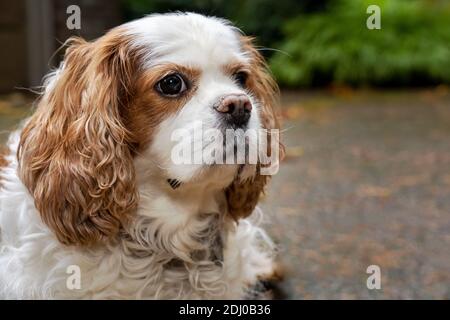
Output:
[[0, 12, 282, 299]]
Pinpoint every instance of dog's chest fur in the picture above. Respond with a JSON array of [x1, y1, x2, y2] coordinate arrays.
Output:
[[0, 133, 275, 299]]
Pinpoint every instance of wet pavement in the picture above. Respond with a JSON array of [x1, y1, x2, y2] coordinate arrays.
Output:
[[264, 88, 450, 299], [1, 89, 449, 299]]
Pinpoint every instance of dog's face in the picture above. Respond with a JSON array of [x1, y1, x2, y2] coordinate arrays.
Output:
[[18, 13, 280, 246], [124, 14, 270, 183]]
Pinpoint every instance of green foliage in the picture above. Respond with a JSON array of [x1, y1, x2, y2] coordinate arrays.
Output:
[[270, 0, 450, 87]]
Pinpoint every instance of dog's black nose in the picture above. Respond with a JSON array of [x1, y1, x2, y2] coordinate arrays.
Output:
[[214, 94, 252, 127]]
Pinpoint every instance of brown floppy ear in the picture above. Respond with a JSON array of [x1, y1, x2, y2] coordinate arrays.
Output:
[[226, 36, 284, 220], [18, 32, 139, 246]]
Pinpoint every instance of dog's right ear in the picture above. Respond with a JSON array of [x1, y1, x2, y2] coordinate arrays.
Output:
[[18, 32, 140, 246], [225, 36, 284, 220]]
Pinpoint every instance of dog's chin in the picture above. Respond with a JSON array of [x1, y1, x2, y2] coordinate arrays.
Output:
[[162, 127, 259, 190], [166, 161, 259, 192], [165, 162, 245, 192]]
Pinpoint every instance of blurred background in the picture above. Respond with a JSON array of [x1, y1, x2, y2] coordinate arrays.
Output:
[[0, 0, 449, 299]]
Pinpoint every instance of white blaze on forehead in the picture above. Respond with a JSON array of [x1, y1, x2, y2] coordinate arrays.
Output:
[[124, 12, 248, 67]]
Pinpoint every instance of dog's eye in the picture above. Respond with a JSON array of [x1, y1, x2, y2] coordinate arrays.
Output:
[[234, 71, 248, 87], [156, 73, 187, 97]]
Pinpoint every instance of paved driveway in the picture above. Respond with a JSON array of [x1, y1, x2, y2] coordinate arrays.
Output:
[[264, 89, 450, 299]]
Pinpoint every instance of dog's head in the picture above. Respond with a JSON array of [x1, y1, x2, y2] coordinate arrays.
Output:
[[18, 13, 281, 246]]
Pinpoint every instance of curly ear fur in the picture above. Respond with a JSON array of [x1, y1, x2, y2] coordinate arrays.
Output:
[[225, 36, 284, 220], [18, 32, 139, 246]]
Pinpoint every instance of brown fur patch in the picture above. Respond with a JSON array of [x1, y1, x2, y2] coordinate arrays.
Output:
[[248, 263, 286, 300], [222, 61, 251, 79], [125, 64, 201, 151]]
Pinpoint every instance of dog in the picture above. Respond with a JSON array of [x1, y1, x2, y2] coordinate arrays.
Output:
[[0, 12, 282, 299]]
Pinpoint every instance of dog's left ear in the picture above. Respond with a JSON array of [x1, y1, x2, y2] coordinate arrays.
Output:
[[225, 36, 284, 220]]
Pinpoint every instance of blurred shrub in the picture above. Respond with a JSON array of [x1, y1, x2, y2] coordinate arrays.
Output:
[[271, 0, 450, 87]]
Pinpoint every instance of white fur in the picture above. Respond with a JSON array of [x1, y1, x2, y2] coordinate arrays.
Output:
[[0, 13, 276, 299]]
